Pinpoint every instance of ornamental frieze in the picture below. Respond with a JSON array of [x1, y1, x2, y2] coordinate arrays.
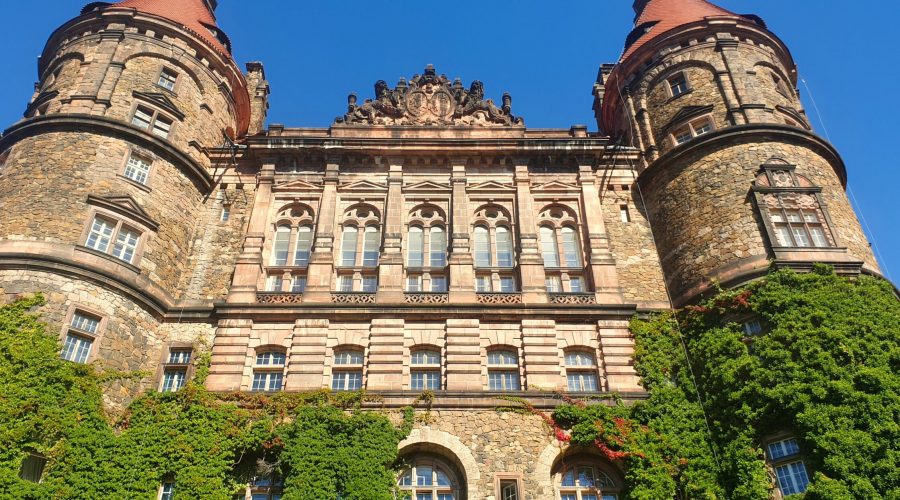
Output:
[[336, 65, 524, 127]]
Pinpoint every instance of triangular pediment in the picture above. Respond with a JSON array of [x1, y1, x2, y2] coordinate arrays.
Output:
[[662, 105, 713, 132], [403, 180, 451, 192], [273, 179, 323, 192], [86, 194, 159, 231], [532, 180, 579, 192], [133, 91, 185, 121], [339, 180, 388, 192], [467, 180, 515, 192]]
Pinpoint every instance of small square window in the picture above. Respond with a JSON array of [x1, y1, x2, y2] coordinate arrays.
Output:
[[430, 275, 447, 293], [407, 275, 422, 292], [692, 118, 713, 136], [476, 275, 492, 293], [157, 68, 178, 91], [362, 276, 378, 292], [167, 349, 192, 364], [61, 333, 93, 363], [673, 127, 693, 145], [71, 311, 100, 334], [768, 438, 801, 460], [161, 369, 186, 392], [545, 276, 562, 293], [338, 275, 353, 292], [499, 276, 517, 293], [123, 154, 152, 185], [668, 73, 689, 97]]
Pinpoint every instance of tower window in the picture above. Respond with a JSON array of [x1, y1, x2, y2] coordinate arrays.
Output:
[[157, 68, 178, 92], [123, 153, 152, 185], [131, 105, 174, 140], [619, 205, 631, 223], [671, 116, 715, 146], [765, 437, 810, 496], [161, 347, 192, 392], [60, 310, 102, 364], [667, 72, 690, 97]]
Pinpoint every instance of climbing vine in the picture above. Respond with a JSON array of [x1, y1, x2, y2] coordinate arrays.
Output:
[[0, 294, 413, 499], [539, 267, 899, 498]]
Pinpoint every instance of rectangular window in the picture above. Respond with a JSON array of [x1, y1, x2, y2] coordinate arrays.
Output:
[[338, 275, 354, 292], [167, 349, 191, 364], [496, 229, 514, 267], [408, 229, 424, 267], [545, 276, 562, 293], [411, 371, 441, 390], [499, 276, 516, 293], [768, 438, 800, 460], [474, 228, 491, 267], [61, 333, 93, 363], [159, 482, 175, 500], [744, 319, 763, 336], [291, 276, 307, 293], [251, 372, 283, 392], [71, 311, 100, 334], [407, 275, 422, 292], [123, 154, 151, 185], [85, 216, 116, 252], [569, 277, 584, 293], [668, 73, 689, 97], [476, 275, 492, 293], [567, 372, 599, 392], [112, 227, 140, 263], [431, 276, 447, 293], [131, 106, 153, 130], [775, 461, 810, 496], [268, 275, 284, 292], [220, 205, 231, 222], [331, 371, 362, 391], [161, 369, 186, 392], [488, 371, 521, 391], [157, 68, 178, 91], [152, 115, 172, 139], [499, 479, 519, 500], [674, 127, 692, 145], [619, 205, 631, 223], [362, 276, 378, 293], [362, 229, 380, 267], [19, 453, 46, 483]]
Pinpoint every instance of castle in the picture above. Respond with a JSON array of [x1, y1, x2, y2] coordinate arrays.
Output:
[[0, 0, 880, 498]]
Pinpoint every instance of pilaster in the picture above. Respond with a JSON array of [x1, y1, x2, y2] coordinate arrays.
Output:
[[226, 160, 275, 303], [521, 319, 562, 390], [205, 318, 253, 391], [578, 163, 624, 304], [445, 318, 482, 390], [286, 319, 329, 390], [514, 163, 547, 304], [376, 160, 405, 303], [367, 318, 406, 390], [448, 161, 476, 303], [303, 159, 340, 302], [597, 319, 641, 393]]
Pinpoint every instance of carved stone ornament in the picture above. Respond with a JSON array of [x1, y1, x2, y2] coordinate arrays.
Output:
[[336, 65, 524, 127]]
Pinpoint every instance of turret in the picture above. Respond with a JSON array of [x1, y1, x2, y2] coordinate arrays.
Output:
[[0, 0, 258, 405], [595, 0, 878, 305]]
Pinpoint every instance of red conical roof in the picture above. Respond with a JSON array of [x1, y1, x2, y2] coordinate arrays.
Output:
[[115, 0, 227, 54], [622, 0, 739, 62]]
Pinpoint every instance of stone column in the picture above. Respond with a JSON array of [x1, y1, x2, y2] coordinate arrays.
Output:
[[514, 163, 547, 304], [227, 160, 275, 303], [714, 35, 749, 125], [448, 161, 476, 303], [65, 26, 125, 114], [445, 318, 482, 390], [597, 319, 642, 393], [286, 319, 329, 390], [303, 159, 340, 302], [376, 160, 405, 303], [206, 318, 252, 391], [521, 319, 562, 390], [577, 162, 624, 304], [366, 318, 405, 390]]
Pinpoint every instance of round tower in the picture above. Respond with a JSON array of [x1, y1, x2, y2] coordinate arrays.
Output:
[[596, 0, 878, 305], [0, 0, 254, 404]]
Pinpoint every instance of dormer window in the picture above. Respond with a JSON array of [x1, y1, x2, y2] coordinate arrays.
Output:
[[157, 68, 178, 92], [668, 72, 690, 97], [671, 116, 714, 145]]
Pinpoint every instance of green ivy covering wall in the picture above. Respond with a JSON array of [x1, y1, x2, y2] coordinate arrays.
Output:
[[0, 294, 412, 499], [548, 267, 899, 499]]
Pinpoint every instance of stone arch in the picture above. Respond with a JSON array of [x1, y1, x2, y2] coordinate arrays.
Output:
[[640, 59, 720, 95], [540, 444, 627, 499], [122, 51, 207, 94], [753, 60, 793, 88], [40, 51, 85, 82], [398, 427, 480, 500]]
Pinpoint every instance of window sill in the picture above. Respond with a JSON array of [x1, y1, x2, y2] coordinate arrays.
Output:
[[75, 245, 142, 274], [665, 88, 693, 104], [115, 173, 152, 193]]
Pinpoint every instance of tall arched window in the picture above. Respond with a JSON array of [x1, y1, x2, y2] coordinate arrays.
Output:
[[266, 203, 315, 292], [410, 347, 442, 390], [564, 350, 600, 392], [473, 205, 517, 293], [252, 349, 286, 392], [538, 205, 586, 294], [555, 458, 622, 500], [332, 347, 364, 391], [337, 204, 381, 292], [406, 205, 449, 293], [487, 348, 521, 391], [398, 456, 462, 500]]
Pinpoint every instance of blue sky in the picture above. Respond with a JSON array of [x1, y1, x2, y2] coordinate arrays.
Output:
[[1, 1, 897, 283]]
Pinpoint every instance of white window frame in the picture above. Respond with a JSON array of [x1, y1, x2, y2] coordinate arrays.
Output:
[[667, 72, 690, 98], [122, 152, 152, 185], [131, 105, 174, 140], [81, 211, 147, 266], [671, 115, 715, 146], [157, 67, 178, 92]]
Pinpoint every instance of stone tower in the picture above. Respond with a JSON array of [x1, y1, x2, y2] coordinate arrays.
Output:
[[595, 0, 879, 305], [0, 0, 266, 402]]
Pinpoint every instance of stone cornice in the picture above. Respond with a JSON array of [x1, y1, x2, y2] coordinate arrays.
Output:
[[638, 124, 848, 188], [0, 114, 213, 192]]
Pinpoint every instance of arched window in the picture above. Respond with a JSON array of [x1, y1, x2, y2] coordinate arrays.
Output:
[[398, 457, 461, 500], [487, 348, 521, 391], [266, 203, 315, 292], [410, 348, 442, 390], [337, 204, 381, 292], [473, 205, 518, 293], [332, 348, 364, 391], [252, 349, 286, 392], [564, 350, 600, 392], [406, 205, 449, 293], [555, 458, 622, 500], [538, 205, 587, 294]]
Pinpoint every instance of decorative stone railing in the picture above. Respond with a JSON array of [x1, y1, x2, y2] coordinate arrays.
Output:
[[548, 293, 596, 305], [332, 293, 376, 305], [257, 293, 303, 304], [404, 293, 450, 304], [476, 293, 523, 305]]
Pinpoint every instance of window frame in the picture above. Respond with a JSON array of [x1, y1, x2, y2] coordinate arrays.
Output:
[[131, 104, 175, 140], [666, 71, 690, 98], [121, 150, 154, 187], [58, 305, 106, 364], [78, 207, 150, 268], [156, 67, 179, 93], [670, 115, 715, 146], [251, 348, 287, 392], [331, 347, 365, 392], [564, 350, 602, 393], [495, 474, 524, 500], [158, 344, 193, 393], [487, 348, 522, 392], [764, 436, 810, 498], [410, 347, 443, 391]]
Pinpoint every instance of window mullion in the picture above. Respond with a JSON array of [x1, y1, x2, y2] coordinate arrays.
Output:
[[356, 227, 365, 267]]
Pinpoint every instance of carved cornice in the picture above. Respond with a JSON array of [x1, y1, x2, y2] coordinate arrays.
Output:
[[0, 114, 213, 191]]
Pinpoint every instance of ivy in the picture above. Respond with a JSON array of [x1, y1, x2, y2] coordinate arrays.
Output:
[[0, 294, 412, 499], [542, 267, 899, 498]]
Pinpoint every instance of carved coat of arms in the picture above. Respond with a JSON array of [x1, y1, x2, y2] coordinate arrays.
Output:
[[336, 65, 524, 127]]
